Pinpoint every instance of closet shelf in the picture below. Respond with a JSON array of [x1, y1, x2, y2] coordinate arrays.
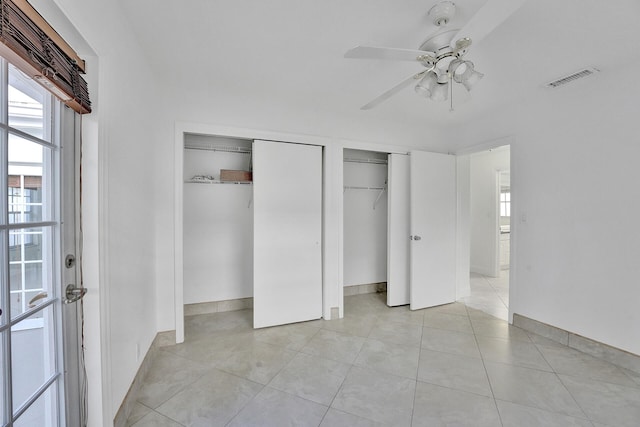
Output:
[[185, 180, 252, 185], [343, 157, 387, 165], [343, 186, 386, 191], [184, 145, 252, 154]]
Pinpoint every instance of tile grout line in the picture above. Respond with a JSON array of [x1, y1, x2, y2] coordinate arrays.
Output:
[[136, 353, 220, 415], [411, 316, 426, 427], [468, 307, 505, 427], [552, 373, 596, 423], [223, 327, 322, 424], [532, 332, 615, 422], [531, 337, 592, 420], [531, 340, 640, 391]]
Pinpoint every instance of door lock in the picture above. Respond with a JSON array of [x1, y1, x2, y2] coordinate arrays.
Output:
[[65, 254, 76, 268]]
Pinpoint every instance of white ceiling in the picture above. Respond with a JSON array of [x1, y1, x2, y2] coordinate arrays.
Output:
[[119, 0, 640, 132]]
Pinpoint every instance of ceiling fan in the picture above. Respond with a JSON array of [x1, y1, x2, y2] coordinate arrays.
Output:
[[345, 0, 526, 110]]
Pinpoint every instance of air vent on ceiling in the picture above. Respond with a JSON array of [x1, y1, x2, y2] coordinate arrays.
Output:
[[545, 68, 600, 88]]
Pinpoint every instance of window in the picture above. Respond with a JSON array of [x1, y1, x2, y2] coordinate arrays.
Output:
[[500, 191, 511, 217]]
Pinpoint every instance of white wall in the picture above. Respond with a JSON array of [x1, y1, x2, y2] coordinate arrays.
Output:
[[343, 150, 388, 286], [469, 147, 510, 277], [48, 0, 169, 422], [451, 58, 640, 356], [455, 155, 471, 300]]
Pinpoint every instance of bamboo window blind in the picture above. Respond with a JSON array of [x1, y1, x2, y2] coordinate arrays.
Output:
[[0, 0, 91, 113]]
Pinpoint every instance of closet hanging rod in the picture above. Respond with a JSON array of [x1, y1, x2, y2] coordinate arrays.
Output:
[[343, 157, 387, 165], [185, 145, 252, 154]]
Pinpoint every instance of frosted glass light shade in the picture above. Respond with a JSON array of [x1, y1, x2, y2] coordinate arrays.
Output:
[[461, 69, 484, 91], [452, 60, 474, 83], [415, 72, 437, 98], [450, 60, 484, 91], [430, 81, 449, 102]]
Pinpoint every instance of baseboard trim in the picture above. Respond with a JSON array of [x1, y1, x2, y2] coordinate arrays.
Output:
[[513, 313, 640, 375], [113, 330, 176, 427], [343, 282, 386, 297], [184, 297, 253, 316]]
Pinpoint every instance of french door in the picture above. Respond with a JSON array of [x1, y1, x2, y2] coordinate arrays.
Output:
[[0, 58, 82, 426]]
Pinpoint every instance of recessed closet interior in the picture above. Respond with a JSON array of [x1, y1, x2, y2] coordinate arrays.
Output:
[[343, 149, 388, 297], [183, 133, 254, 308], [181, 133, 323, 330]]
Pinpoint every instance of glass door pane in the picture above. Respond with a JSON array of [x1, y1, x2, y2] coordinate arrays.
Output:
[[11, 306, 57, 413], [1, 57, 69, 427], [8, 64, 48, 141], [14, 387, 56, 427]]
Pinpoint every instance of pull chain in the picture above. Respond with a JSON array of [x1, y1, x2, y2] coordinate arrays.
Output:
[[449, 74, 454, 112]]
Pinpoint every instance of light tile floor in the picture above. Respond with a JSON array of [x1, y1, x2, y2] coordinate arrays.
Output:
[[127, 272, 640, 426]]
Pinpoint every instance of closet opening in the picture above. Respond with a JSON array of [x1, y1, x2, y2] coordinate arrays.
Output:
[[179, 132, 324, 336], [342, 149, 389, 307], [182, 133, 254, 317]]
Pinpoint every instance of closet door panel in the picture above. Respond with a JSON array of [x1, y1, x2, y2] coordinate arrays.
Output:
[[387, 154, 410, 306], [253, 140, 322, 328], [409, 151, 457, 310]]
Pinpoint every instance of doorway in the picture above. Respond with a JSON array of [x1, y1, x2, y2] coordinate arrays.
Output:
[[342, 149, 388, 300], [0, 59, 83, 426], [465, 145, 510, 320], [341, 148, 457, 314]]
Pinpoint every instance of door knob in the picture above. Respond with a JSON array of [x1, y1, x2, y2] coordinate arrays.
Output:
[[413, 235, 422, 241], [64, 284, 87, 304]]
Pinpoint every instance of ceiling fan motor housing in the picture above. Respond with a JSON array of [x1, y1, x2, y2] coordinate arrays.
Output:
[[428, 1, 456, 27]]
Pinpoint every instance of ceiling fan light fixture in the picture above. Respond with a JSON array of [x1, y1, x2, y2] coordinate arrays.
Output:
[[461, 69, 484, 91], [414, 72, 437, 98], [448, 59, 463, 77], [430, 81, 449, 102], [451, 60, 474, 83]]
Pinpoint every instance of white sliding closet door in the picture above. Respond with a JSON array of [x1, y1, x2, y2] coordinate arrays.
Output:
[[410, 151, 457, 310], [387, 154, 410, 306], [253, 140, 322, 328]]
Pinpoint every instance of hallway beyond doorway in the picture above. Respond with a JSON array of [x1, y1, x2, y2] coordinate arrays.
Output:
[[462, 271, 509, 321]]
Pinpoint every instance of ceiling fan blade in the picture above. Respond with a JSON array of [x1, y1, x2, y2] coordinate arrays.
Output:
[[360, 71, 427, 110], [345, 46, 436, 63], [450, 0, 526, 49]]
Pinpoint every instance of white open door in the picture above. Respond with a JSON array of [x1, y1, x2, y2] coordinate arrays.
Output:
[[387, 154, 410, 306], [253, 140, 322, 328], [410, 151, 457, 310]]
